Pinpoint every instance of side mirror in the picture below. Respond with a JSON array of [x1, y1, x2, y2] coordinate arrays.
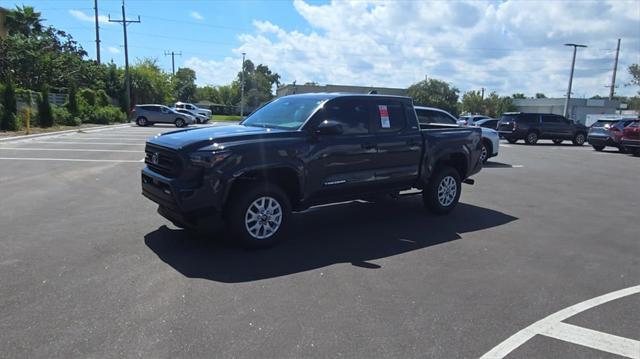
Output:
[[315, 120, 343, 135]]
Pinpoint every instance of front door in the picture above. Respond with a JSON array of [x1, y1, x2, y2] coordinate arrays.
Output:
[[305, 97, 381, 200]]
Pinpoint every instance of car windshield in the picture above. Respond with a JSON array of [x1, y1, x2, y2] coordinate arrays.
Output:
[[242, 97, 326, 130], [500, 115, 517, 122], [592, 120, 618, 128]]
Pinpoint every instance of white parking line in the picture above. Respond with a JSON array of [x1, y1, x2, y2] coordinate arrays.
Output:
[[480, 285, 640, 359], [541, 322, 639, 358], [0, 148, 141, 153], [30, 141, 143, 146], [41, 137, 145, 142], [0, 157, 144, 163]]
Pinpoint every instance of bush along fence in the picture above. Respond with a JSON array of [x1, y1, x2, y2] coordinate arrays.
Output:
[[1, 82, 128, 132]]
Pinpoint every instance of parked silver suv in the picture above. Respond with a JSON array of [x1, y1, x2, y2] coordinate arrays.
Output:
[[132, 105, 194, 127]]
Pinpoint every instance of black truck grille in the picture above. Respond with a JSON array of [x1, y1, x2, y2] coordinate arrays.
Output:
[[145, 144, 182, 178]]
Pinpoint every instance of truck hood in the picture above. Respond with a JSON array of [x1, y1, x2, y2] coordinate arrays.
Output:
[[147, 124, 290, 150]]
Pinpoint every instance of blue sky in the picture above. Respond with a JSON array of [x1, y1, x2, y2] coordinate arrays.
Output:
[[4, 0, 640, 97]]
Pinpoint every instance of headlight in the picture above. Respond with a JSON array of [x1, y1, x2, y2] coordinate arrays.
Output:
[[189, 151, 231, 168]]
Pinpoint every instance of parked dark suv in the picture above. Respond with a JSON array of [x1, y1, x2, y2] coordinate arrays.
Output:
[[498, 112, 588, 145]]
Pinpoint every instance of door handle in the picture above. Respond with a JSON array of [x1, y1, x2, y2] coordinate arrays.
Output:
[[362, 143, 377, 150]]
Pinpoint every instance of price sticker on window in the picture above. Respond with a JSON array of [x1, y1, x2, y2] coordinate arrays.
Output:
[[378, 105, 390, 128]]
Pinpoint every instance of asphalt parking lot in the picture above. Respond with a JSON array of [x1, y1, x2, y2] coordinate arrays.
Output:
[[1, 123, 638, 359]]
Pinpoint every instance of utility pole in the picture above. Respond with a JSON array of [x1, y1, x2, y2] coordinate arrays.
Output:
[[164, 51, 182, 75], [109, 0, 140, 115], [481, 87, 485, 100], [609, 38, 621, 100], [94, 0, 101, 64], [563, 43, 587, 119], [240, 52, 246, 118]]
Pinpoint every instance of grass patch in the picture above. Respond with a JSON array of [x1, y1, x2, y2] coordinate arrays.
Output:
[[213, 115, 243, 122]]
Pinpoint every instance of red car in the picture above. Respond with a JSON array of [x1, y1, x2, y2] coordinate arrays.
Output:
[[621, 120, 640, 156]]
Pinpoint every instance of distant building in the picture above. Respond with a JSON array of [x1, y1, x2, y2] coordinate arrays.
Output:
[[512, 98, 621, 125], [276, 83, 408, 98], [0, 7, 8, 38]]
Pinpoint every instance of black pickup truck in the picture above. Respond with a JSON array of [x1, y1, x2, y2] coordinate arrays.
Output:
[[142, 94, 483, 247]]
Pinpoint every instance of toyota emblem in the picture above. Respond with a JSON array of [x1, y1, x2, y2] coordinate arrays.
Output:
[[151, 152, 160, 165]]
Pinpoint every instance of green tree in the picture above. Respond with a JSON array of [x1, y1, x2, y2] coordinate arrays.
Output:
[[460, 90, 485, 114], [66, 84, 78, 116], [535, 93, 547, 99], [484, 92, 516, 118], [628, 64, 640, 90], [195, 85, 221, 103], [408, 78, 459, 116], [173, 67, 197, 102], [129, 58, 172, 104], [1, 79, 18, 130], [512, 93, 526, 99], [4, 5, 43, 37], [236, 60, 280, 110], [37, 85, 53, 127]]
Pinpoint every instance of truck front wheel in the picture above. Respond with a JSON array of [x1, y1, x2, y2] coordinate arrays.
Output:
[[423, 166, 461, 215], [227, 182, 291, 248]]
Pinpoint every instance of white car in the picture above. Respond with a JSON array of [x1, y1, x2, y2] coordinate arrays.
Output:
[[173, 108, 209, 124], [415, 106, 499, 163], [458, 115, 491, 126], [175, 102, 212, 118]]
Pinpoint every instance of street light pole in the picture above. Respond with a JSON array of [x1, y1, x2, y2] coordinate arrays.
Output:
[[563, 43, 587, 119], [240, 52, 246, 118]]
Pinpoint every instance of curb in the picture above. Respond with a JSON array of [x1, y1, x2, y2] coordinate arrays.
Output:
[[0, 123, 133, 143]]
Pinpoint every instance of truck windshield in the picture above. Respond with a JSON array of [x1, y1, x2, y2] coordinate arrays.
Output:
[[242, 97, 326, 130]]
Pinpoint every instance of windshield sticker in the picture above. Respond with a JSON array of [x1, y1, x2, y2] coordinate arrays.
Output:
[[379, 105, 390, 128]]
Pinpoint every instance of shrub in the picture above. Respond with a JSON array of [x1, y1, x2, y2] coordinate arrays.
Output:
[[37, 86, 54, 127], [1, 80, 18, 130], [52, 106, 80, 126], [78, 88, 97, 107], [96, 89, 110, 107], [91, 106, 126, 124], [66, 85, 79, 116]]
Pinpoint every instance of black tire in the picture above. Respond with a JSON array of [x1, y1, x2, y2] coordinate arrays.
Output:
[[226, 182, 291, 249], [480, 141, 490, 164], [618, 146, 627, 154], [572, 132, 586, 146], [136, 116, 148, 126], [552, 139, 563, 145], [423, 166, 461, 215], [507, 138, 518, 144], [633, 148, 640, 157], [524, 131, 538, 145], [592, 145, 605, 151], [175, 118, 186, 128]]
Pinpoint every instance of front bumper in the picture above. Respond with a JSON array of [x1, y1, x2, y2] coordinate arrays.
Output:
[[587, 136, 617, 147], [141, 166, 224, 213]]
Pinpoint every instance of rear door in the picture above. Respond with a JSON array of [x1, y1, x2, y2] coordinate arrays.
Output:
[[370, 99, 421, 188]]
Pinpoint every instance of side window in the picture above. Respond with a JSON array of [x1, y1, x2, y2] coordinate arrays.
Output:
[[176, 104, 184, 109], [324, 98, 370, 135], [146, 106, 160, 112], [416, 109, 432, 124], [186, 104, 195, 110], [437, 111, 457, 124], [522, 114, 539, 124], [373, 101, 406, 132], [543, 114, 560, 124]]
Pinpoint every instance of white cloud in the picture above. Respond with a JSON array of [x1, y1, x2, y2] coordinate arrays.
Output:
[[69, 9, 113, 25], [190, 11, 204, 21], [107, 46, 120, 54], [185, 57, 241, 86], [191, 0, 640, 97]]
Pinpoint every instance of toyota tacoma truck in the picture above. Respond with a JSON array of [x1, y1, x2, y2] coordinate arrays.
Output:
[[142, 94, 483, 248]]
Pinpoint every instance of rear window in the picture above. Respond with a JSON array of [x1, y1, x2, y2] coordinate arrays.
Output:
[[500, 115, 518, 122], [592, 120, 618, 128]]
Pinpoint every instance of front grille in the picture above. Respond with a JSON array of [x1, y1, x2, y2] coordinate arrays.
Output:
[[145, 143, 182, 178]]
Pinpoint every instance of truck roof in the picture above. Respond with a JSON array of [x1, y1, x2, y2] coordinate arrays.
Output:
[[281, 92, 412, 101]]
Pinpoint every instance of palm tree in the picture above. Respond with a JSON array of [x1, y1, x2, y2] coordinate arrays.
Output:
[[5, 5, 43, 37]]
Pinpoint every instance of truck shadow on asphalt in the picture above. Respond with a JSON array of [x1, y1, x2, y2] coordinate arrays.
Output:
[[144, 199, 517, 283]]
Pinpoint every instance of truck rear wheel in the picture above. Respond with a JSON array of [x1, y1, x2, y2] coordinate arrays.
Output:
[[423, 166, 461, 215], [227, 182, 291, 249]]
